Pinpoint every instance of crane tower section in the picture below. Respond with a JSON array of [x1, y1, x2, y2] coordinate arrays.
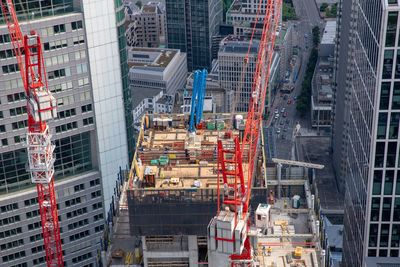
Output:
[[208, 0, 282, 266]]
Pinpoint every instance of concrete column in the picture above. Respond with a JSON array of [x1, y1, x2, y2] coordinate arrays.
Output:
[[188, 235, 199, 267]]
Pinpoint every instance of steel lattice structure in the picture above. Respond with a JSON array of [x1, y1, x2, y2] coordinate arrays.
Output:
[[1, 1, 64, 266], [214, 0, 282, 265]]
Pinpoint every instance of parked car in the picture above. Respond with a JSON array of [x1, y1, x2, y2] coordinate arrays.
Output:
[[283, 112, 288, 118], [287, 99, 292, 105], [274, 114, 279, 119], [281, 107, 286, 113], [276, 128, 281, 134]]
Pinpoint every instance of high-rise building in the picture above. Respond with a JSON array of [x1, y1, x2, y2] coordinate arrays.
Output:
[[125, 1, 166, 48], [0, 0, 130, 266], [218, 35, 279, 112], [165, 0, 223, 71], [333, 0, 400, 265]]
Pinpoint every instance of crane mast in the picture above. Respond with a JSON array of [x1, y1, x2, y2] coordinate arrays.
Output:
[[208, 0, 282, 266], [1, 1, 64, 266]]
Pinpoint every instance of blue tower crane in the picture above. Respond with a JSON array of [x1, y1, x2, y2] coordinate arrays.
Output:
[[189, 69, 208, 132]]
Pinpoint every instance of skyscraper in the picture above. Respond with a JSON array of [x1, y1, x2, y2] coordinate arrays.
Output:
[[165, 0, 223, 71], [0, 0, 129, 266], [333, 0, 400, 265]]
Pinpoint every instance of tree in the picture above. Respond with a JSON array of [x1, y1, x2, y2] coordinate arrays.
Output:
[[320, 3, 328, 12], [135, 0, 142, 9], [312, 26, 320, 47]]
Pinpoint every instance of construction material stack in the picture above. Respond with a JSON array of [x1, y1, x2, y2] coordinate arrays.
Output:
[[208, 0, 282, 266], [1, 1, 63, 266]]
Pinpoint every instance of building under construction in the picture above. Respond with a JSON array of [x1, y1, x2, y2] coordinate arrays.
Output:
[[106, 113, 326, 267]]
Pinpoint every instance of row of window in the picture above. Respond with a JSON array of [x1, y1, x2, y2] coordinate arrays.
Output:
[[31, 245, 44, 254], [0, 239, 24, 251], [65, 196, 83, 207], [69, 229, 90, 242], [68, 219, 89, 231], [9, 106, 27, 117], [72, 252, 92, 264], [46, 54, 69, 67], [2, 63, 19, 74], [0, 215, 21, 226], [370, 197, 400, 222], [27, 222, 41, 231], [58, 108, 76, 119], [66, 207, 88, 219], [0, 227, 22, 239], [2, 251, 25, 263], [55, 121, 78, 133], [369, 223, 400, 248], [12, 120, 28, 130], [7, 92, 25, 103], [26, 210, 40, 219], [0, 203, 18, 213]]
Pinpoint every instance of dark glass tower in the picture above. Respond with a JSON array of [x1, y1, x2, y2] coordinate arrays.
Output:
[[334, 0, 400, 265], [165, 0, 222, 71]]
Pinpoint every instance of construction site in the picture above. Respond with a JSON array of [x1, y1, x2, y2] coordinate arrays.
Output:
[[104, 113, 326, 267]]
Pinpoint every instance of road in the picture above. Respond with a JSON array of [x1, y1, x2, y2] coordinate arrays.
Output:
[[264, 0, 323, 161]]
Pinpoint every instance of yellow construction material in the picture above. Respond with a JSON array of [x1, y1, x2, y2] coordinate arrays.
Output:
[[294, 246, 302, 257], [274, 220, 288, 226]]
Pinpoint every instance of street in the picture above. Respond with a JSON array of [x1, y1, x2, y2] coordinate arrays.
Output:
[[265, 0, 323, 161]]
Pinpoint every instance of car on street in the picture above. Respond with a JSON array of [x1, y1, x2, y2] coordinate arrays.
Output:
[[283, 127, 288, 132], [283, 112, 288, 118], [276, 128, 281, 134], [274, 114, 279, 120], [280, 120, 284, 125], [294, 96, 298, 100], [287, 99, 292, 105], [274, 109, 279, 114], [281, 107, 285, 113]]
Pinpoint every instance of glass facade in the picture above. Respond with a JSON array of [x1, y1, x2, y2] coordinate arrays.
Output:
[[342, 1, 400, 266], [0, 132, 92, 194], [165, 0, 222, 71], [0, 0, 79, 23], [115, 0, 134, 160]]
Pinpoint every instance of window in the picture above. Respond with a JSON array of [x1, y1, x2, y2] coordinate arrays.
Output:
[[75, 50, 86, 60], [78, 77, 89, 87], [394, 198, 400, 221], [31, 245, 44, 254], [43, 39, 68, 51], [377, 113, 388, 139], [392, 224, 400, 247], [2, 251, 26, 263], [389, 113, 400, 139], [0, 227, 22, 239], [393, 83, 400, 109], [26, 210, 39, 218], [83, 117, 94, 126], [383, 50, 394, 79], [29, 233, 42, 242], [371, 197, 380, 221], [2, 63, 19, 74], [73, 36, 85, 45], [93, 213, 104, 221], [24, 197, 38, 206], [0, 49, 15, 59], [369, 224, 379, 247], [76, 63, 87, 74], [48, 68, 70, 80], [9, 106, 27, 117], [373, 171, 383, 195], [0, 203, 18, 213], [380, 83, 391, 109], [0, 125, 5, 133], [0, 239, 24, 251], [92, 202, 103, 210], [95, 225, 104, 232], [387, 144, 397, 167], [58, 108, 76, 119], [74, 183, 85, 192], [0, 34, 10, 43], [81, 104, 93, 113], [2, 139, 8, 146], [7, 92, 25, 102], [382, 198, 392, 221], [90, 178, 100, 187], [69, 230, 90, 242], [55, 122, 78, 133], [65, 196, 82, 207], [72, 252, 92, 264], [53, 24, 66, 34], [386, 12, 398, 47], [91, 190, 101, 199], [12, 120, 28, 130], [72, 20, 83, 30], [66, 207, 88, 219], [375, 142, 385, 167], [385, 171, 395, 195], [28, 221, 41, 230], [380, 224, 390, 247], [67, 219, 89, 230]]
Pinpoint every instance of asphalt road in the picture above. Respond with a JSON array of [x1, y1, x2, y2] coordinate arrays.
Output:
[[264, 0, 323, 161]]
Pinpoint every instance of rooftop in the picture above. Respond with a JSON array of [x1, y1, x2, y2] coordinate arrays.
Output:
[[128, 47, 179, 69], [321, 20, 336, 45], [219, 35, 259, 54]]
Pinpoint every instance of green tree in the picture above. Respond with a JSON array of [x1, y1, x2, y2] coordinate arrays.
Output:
[[320, 3, 328, 12], [135, 0, 142, 9], [312, 26, 320, 47]]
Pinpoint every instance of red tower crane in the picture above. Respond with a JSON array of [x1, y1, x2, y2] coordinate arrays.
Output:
[[208, 0, 282, 266], [1, 1, 64, 266]]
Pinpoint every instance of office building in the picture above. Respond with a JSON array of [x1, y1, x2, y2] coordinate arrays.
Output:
[[129, 47, 187, 127], [125, 1, 166, 48], [333, 0, 400, 265], [0, 0, 130, 266], [311, 21, 335, 130], [165, 0, 223, 71], [218, 35, 279, 112]]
